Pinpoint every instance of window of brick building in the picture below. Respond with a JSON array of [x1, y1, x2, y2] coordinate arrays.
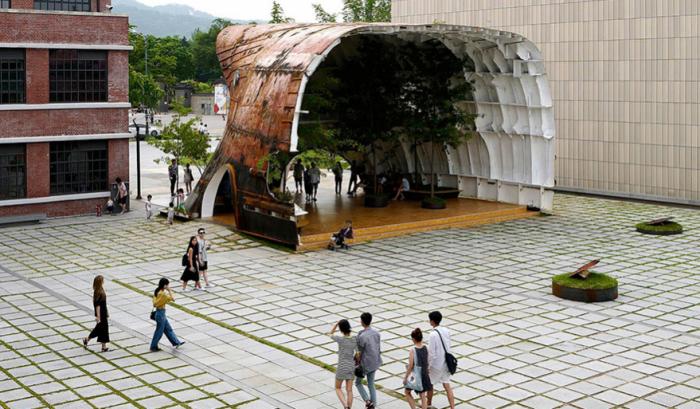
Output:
[[49, 50, 107, 102], [0, 144, 26, 200], [0, 49, 26, 104], [1, 0, 10, 9], [34, 0, 90, 11], [50, 141, 108, 195]]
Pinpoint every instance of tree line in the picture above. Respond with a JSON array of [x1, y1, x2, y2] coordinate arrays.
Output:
[[130, 1, 390, 110], [128, 18, 233, 110]]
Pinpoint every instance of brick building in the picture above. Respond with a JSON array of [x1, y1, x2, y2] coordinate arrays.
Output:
[[0, 0, 130, 217]]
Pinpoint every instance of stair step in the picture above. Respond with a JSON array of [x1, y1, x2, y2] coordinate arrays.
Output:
[[298, 207, 535, 252]]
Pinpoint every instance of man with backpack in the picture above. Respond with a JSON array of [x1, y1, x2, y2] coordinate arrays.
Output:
[[427, 311, 456, 409]]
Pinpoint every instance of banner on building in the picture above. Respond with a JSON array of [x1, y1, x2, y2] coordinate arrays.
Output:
[[214, 84, 229, 115]]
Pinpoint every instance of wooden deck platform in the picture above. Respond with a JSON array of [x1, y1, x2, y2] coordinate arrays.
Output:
[[205, 178, 537, 250], [296, 195, 535, 251]]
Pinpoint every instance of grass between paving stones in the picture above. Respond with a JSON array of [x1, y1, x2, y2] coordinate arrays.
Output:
[[552, 272, 618, 289], [114, 279, 406, 401], [3, 294, 232, 409], [635, 221, 683, 234], [0, 312, 147, 409], [0, 341, 53, 408]]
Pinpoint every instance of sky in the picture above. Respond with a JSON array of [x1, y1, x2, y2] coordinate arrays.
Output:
[[137, 0, 346, 23]]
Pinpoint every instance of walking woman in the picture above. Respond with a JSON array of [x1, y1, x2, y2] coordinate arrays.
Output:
[[180, 236, 201, 291], [150, 278, 185, 352], [403, 328, 432, 409], [83, 275, 110, 352], [328, 319, 357, 409]]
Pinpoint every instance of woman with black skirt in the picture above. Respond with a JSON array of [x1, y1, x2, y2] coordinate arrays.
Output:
[[180, 236, 201, 291], [83, 275, 110, 352]]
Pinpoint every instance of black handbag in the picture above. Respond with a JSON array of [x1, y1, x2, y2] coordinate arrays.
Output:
[[150, 308, 156, 321], [181, 253, 188, 267], [354, 363, 365, 378], [436, 329, 458, 375]]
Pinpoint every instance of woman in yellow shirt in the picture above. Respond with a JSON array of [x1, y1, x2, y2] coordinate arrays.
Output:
[[150, 278, 185, 352]]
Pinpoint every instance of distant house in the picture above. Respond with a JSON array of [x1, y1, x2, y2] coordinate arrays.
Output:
[[173, 83, 194, 108], [191, 93, 214, 115]]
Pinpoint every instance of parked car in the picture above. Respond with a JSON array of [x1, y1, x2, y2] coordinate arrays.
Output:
[[129, 122, 164, 138]]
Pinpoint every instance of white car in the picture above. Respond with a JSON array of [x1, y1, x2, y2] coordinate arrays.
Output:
[[129, 122, 164, 138]]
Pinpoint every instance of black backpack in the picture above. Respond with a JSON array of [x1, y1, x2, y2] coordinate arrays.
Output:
[[436, 329, 458, 375]]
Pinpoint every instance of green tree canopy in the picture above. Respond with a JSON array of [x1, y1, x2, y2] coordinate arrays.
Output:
[[313, 0, 390, 23], [270, 1, 294, 23], [129, 68, 164, 110], [190, 18, 233, 83], [147, 100, 211, 174], [312, 4, 337, 23]]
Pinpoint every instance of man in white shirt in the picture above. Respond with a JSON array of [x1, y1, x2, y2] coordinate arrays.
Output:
[[197, 228, 212, 288], [427, 311, 455, 409]]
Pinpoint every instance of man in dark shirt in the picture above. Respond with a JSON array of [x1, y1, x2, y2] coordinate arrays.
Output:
[[168, 159, 178, 197], [356, 312, 381, 409]]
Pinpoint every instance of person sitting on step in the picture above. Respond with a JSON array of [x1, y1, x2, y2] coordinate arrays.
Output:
[[328, 220, 354, 251]]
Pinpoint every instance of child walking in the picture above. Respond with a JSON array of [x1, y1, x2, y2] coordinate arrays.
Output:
[[145, 195, 153, 220], [167, 202, 174, 225]]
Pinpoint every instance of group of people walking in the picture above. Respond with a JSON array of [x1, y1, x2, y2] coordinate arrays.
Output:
[[329, 311, 456, 409], [293, 160, 322, 201], [292, 159, 367, 201], [81, 274, 184, 353], [181, 227, 212, 290]]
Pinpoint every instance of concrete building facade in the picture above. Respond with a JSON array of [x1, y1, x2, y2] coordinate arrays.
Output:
[[0, 0, 130, 217], [392, 0, 700, 205]]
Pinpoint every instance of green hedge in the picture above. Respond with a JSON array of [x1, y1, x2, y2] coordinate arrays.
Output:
[[552, 272, 617, 290]]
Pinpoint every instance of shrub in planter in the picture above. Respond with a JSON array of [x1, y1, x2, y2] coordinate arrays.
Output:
[[635, 221, 683, 235], [552, 272, 618, 303], [421, 196, 446, 209]]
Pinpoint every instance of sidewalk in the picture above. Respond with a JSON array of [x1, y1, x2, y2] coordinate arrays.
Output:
[[38, 247, 404, 408]]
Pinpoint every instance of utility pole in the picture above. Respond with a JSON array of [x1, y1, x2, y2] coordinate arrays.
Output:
[[133, 119, 142, 200]]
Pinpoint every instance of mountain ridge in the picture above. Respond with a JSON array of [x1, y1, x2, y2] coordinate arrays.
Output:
[[113, 0, 257, 37]]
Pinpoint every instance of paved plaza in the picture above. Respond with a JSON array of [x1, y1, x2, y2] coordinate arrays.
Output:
[[2, 194, 700, 408]]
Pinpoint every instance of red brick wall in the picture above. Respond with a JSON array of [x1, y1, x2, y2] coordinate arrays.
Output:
[[25, 143, 50, 198], [108, 138, 129, 183], [0, 109, 128, 137], [0, 12, 128, 45], [108, 51, 129, 103], [0, 197, 108, 217], [11, 0, 32, 8], [25, 49, 49, 104]]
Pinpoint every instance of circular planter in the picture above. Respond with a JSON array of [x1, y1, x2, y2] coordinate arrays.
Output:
[[551, 272, 618, 303], [635, 221, 683, 236], [421, 197, 446, 210], [364, 194, 389, 208]]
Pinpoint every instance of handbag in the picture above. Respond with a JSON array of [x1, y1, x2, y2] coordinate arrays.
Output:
[[354, 363, 364, 378], [181, 253, 188, 267], [404, 347, 423, 391], [436, 329, 458, 375], [150, 308, 156, 321]]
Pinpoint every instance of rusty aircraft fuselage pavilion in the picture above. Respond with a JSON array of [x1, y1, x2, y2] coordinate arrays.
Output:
[[185, 23, 555, 247]]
